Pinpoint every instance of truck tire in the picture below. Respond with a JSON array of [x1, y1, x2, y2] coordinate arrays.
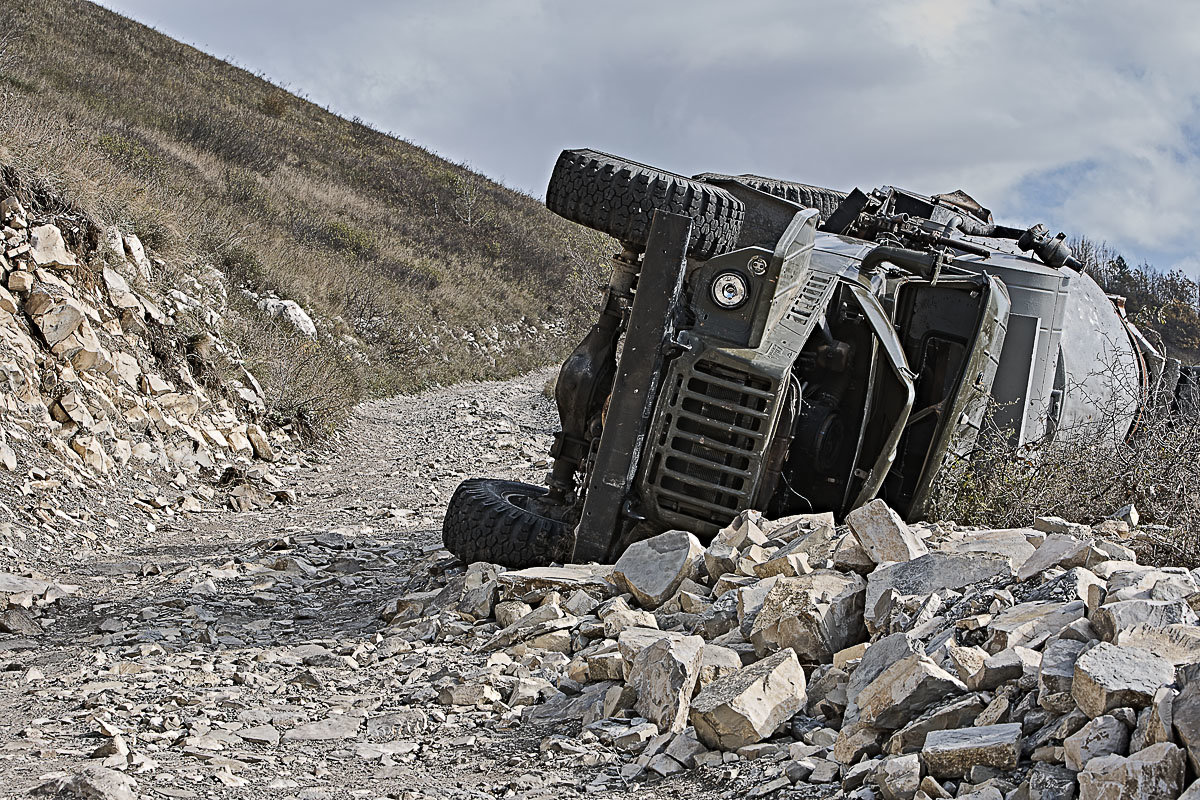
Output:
[[695, 173, 847, 223], [442, 478, 574, 568], [546, 149, 744, 259]]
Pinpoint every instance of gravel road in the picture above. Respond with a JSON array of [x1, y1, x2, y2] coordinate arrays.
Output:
[[0, 370, 735, 800]]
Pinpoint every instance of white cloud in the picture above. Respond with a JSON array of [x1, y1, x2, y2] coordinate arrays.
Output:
[[97, 0, 1200, 276]]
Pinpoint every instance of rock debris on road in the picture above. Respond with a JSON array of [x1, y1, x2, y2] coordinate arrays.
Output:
[[3, 372, 1199, 800]]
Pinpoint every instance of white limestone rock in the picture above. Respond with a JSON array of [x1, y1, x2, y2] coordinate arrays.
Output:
[[612, 530, 704, 610]]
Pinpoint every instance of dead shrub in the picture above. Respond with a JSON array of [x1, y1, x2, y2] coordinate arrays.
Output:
[[929, 389, 1200, 568], [228, 307, 363, 438], [258, 91, 289, 119]]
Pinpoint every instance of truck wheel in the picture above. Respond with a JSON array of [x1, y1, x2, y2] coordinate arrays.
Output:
[[442, 478, 574, 568], [695, 173, 847, 223], [546, 149, 744, 259]]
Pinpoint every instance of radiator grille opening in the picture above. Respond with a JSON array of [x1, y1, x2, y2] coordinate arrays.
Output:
[[646, 359, 775, 529]]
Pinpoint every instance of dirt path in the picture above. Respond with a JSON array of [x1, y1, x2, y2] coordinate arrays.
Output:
[[0, 370, 753, 800]]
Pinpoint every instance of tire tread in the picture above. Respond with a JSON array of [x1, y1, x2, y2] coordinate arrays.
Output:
[[546, 149, 744, 259], [442, 478, 573, 568]]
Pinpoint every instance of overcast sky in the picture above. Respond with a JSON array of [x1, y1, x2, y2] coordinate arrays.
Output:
[[96, 0, 1200, 278]]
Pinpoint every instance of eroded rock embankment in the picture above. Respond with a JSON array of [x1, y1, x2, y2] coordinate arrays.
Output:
[[0, 194, 295, 565]]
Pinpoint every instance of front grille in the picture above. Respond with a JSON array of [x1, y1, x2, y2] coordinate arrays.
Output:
[[644, 358, 776, 532]]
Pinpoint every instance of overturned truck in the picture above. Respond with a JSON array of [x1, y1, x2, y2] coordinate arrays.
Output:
[[444, 149, 1187, 568]]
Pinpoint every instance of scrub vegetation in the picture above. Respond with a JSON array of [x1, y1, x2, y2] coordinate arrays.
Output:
[[0, 0, 609, 432]]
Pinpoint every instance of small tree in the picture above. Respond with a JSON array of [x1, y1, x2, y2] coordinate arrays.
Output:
[[451, 174, 490, 229]]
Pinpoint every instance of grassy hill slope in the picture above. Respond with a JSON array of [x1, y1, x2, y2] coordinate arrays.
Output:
[[0, 0, 608, 430]]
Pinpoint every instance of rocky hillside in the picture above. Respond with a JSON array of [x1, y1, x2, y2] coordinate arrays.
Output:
[[0, 192, 292, 561], [0, 0, 609, 429]]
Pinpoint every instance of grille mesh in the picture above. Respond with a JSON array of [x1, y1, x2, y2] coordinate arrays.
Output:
[[646, 359, 774, 529]]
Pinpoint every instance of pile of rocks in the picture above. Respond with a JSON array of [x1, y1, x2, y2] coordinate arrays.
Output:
[[0, 195, 287, 503], [0, 568, 77, 638], [387, 501, 1200, 798]]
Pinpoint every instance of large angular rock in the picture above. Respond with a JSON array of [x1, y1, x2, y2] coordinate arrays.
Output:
[[1116, 623, 1200, 665], [102, 267, 144, 313], [703, 542, 739, 582], [748, 570, 866, 662], [1130, 687, 1175, 752], [56, 317, 105, 371], [856, 654, 967, 730], [845, 632, 921, 721], [752, 547, 812, 579], [865, 553, 1012, 633], [496, 565, 615, 601], [123, 233, 152, 280], [601, 600, 658, 638], [1016, 763, 1082, 800], [282, 714, 363, 741], [483, 602, 567, 649], [613, 530, 704, 609], [0, 607, 43, 635], [1039, 637, 1088, 700], [26, 290, 84, 347], [1077, 742, 1186, 800], [72, 435, 114, 474], [834, 532, 877, 574], [689, 649, 806, 750], [885, 693, 987, 754], [33, 766, 134, 800], [846, 499, 928, 564], [259, 297, 316, 336], [1, 196, 25, 220], [1176, 664, 1200, 774], [1065, 714, 1131, 771], [921, 723, 1022, 779], [1018, 534, 1096, 581], [1072, 643, 1175, 718], [736, 575, 779, 636], [586, 647, 626, 682], [629, 634, 705, 734], [1106, 567, 1198, 603], [876, 753, 921, 800], [945, 643, 989, 683], [939, 528, 1038, 572], [834, 720, 886, 765], [245, 423, 277, 462], [698, 644, 743, 689], [694, 589, 739, 639], [1092, 598, 1198, 643], [985, 600, 1085, 653], [714, 510, 768, 550], [29, 224, 77, 268], [616, 627, 685, 664], [969, 646, 1041, 691]]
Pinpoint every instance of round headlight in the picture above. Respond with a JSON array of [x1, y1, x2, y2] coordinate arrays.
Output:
[[711, 271, 750, 309]]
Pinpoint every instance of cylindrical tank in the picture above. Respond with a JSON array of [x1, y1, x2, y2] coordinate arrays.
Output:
[[960, 252, 1069, 445], [956, 251, 1142, 446], [1055, 272, 1142, 441]]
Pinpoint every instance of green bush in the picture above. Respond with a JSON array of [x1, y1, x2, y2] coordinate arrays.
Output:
[[96, 131, 164, 177]]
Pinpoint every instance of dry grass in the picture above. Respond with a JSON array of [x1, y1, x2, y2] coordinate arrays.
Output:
[[928, 381, 1200, 567], [0, 0, 611, 432]]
